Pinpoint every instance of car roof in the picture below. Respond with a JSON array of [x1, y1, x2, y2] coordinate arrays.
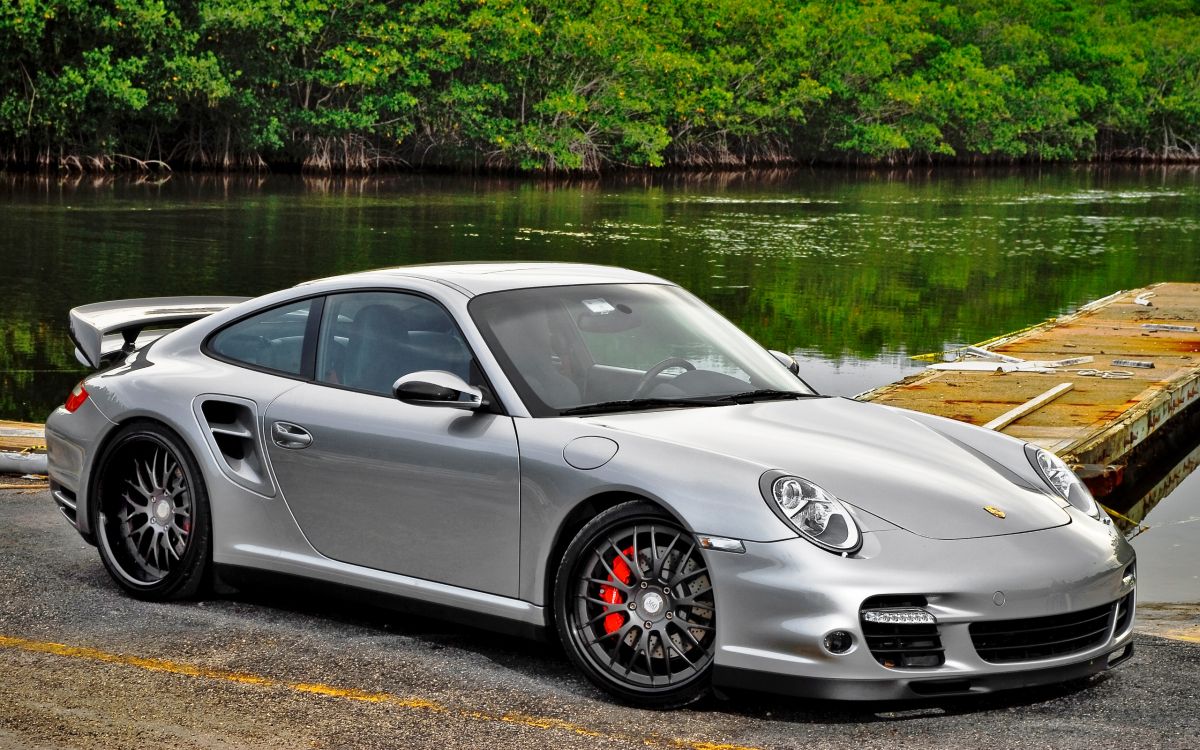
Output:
[[306, 262, 673, 297]]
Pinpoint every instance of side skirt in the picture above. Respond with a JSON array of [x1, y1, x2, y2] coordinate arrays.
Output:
[[213, 564, 549, 641]]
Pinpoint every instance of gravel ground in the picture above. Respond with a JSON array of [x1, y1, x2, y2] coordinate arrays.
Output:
[[2, 488, 1197, 750]]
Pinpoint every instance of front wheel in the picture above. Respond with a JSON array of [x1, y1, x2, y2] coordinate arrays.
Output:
[[554, 501, 717, 708], [90, 421, 212, 600]]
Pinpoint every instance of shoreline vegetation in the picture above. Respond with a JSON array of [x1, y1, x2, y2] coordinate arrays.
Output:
[[2, 1, 1199, 174]]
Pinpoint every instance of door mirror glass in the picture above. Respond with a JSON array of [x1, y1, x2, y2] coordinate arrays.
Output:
[[394, 370, 483, 410], [768, 349, 800, 375]]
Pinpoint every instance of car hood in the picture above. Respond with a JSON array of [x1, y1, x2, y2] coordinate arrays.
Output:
[[582, 397, 1070, 540]]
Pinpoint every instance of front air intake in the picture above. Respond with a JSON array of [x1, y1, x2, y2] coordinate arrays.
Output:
[[860, 595, 945, 669], [970, 598, 1119, 664]]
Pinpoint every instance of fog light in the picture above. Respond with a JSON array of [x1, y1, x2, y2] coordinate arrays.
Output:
[[861, 608, 936, 625], [824, 630, 854, 654], [1122, 563, 1136, 589]]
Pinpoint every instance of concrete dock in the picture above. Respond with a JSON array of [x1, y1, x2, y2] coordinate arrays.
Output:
[[860, 282, 1200, 500], [0, 420, 45, 453], [0, 420, 47, 483]]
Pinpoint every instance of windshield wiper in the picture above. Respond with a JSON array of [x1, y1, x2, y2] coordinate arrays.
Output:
[[559, 398, 722, 416], [709, 389, 820, 404]]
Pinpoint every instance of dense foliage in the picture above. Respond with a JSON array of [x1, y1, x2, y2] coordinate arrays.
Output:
[[2, 0, 1199, 172]]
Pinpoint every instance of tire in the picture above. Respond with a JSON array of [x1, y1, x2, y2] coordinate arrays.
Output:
[[553, 501, 716, 708], [89, 421, 212, 600]]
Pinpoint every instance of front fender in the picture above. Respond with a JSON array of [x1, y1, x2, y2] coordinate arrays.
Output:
[[514, 417, 793, 605]]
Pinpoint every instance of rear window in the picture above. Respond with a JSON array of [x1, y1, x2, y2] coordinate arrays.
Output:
[[208, 299, 317, 376]]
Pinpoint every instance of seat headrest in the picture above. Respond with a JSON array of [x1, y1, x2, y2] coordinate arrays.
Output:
[[352, 304, 410, 341]]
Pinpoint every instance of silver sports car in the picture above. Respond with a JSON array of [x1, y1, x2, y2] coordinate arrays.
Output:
[[46, 263, 1136, 707]]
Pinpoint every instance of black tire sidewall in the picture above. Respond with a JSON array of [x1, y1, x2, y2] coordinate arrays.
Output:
[[553, 500, 712, 708], [90, 421, 212, 601]]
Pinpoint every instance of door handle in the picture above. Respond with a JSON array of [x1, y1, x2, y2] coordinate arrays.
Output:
[[271, 421, 313, 450]]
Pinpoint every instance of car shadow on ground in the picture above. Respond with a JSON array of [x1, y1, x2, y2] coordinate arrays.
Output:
[[210, 570, 1111, 725]]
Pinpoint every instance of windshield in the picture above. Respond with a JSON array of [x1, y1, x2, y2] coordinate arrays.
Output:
[[469, 283, 815, 416]]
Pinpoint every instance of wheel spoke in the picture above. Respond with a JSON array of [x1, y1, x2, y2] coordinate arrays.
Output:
[[667, 636, 698, 672], [593, 553, 632, 588], [631, 525, 639, 571], [124, 478, 153, 502], [605, 538, 641, 583], [675, 583, 714, 606], [161, 532, 180, 562], [582, 608, 621, 629], [583, 619, 633, 647], [656, 532, 681, 579], [583, 576, 629, 592], [643, 639, 655, 683], [658, 631, 680, 683], [671, 620, 706, 649], [647, 524, 659, 571], [670, 561, 707, 588], [577, 593, 625, 608], [622, 636, 640, 676]]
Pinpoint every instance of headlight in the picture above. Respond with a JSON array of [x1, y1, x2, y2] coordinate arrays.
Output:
[[760, 472, 862, 554], [1024, 445, 1102, 520]]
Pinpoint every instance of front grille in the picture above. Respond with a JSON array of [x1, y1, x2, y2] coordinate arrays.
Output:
[[861, 595, 945, 669], [970, 598, 1120, 664]]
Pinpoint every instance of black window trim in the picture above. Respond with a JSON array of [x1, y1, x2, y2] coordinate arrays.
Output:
[[202, 295, 325, 380]]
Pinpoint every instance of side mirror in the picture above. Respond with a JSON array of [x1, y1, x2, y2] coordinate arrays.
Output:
[[768, 349, 801, 376], [393, 371, 483, 410]]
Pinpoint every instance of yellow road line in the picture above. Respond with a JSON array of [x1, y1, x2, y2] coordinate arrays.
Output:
[[1159, 629, 1200, 644], [0, 634, 759, 750]]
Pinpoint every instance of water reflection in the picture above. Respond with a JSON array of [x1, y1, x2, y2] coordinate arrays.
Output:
[[1, 167, 1198, 601], [1122, 454, 1200, 603], [3, 167, 1199, 421]]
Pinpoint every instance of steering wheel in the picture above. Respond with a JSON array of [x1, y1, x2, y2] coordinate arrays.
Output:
[[633, 357, 696, 398]]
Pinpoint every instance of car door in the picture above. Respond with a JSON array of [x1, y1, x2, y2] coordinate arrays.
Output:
[[264, 290, 522, 597]]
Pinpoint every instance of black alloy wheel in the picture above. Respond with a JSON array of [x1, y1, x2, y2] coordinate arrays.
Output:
[[91, 421, 212, 600], [555, 501, 716, 708]]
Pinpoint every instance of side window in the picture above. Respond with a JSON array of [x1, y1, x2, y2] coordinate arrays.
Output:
[[317, 291, 474, 396], [208, 299, 316, 376]]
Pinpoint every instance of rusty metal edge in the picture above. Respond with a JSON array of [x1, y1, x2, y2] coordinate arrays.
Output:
[[1063, 368, 1200, 466]]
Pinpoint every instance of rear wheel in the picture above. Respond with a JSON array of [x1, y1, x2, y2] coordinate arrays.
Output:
[[554, 501, 716, 708], [90, 422, 211, 600]]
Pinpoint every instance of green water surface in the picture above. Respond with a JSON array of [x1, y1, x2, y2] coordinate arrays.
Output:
[[2, 167, 1197, 600]]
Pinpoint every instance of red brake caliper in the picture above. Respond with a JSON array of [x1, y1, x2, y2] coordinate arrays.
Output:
[[598, 546, 635, 634]]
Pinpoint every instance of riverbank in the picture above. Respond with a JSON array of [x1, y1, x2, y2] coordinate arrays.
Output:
[[3, 1, 1198, 175], [6, 153, 1200, 177]]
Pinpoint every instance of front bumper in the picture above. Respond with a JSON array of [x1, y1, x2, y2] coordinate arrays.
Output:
[[715, 642, 1134, 700], [706, 515, 1137, 700]]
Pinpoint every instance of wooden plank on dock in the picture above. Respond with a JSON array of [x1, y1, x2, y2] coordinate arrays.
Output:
[[0, 420, 46, 453], [983, 382, 1074, 431], [860, 282, 1200, 467]]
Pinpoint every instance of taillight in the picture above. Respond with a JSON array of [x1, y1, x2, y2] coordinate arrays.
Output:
[[65, 382, 89, 413]]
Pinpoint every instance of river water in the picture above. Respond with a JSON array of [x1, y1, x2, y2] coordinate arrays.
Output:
[[1, 167, 1197, 602]]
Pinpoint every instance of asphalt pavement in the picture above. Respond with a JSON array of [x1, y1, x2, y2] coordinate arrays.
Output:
[[2, 487, 1198, 750]]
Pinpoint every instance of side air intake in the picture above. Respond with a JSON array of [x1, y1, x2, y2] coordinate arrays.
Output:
[[194, 396, 275, 497]]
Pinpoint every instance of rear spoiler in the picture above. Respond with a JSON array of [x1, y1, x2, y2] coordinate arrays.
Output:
[[69, 296, 250, 369]]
